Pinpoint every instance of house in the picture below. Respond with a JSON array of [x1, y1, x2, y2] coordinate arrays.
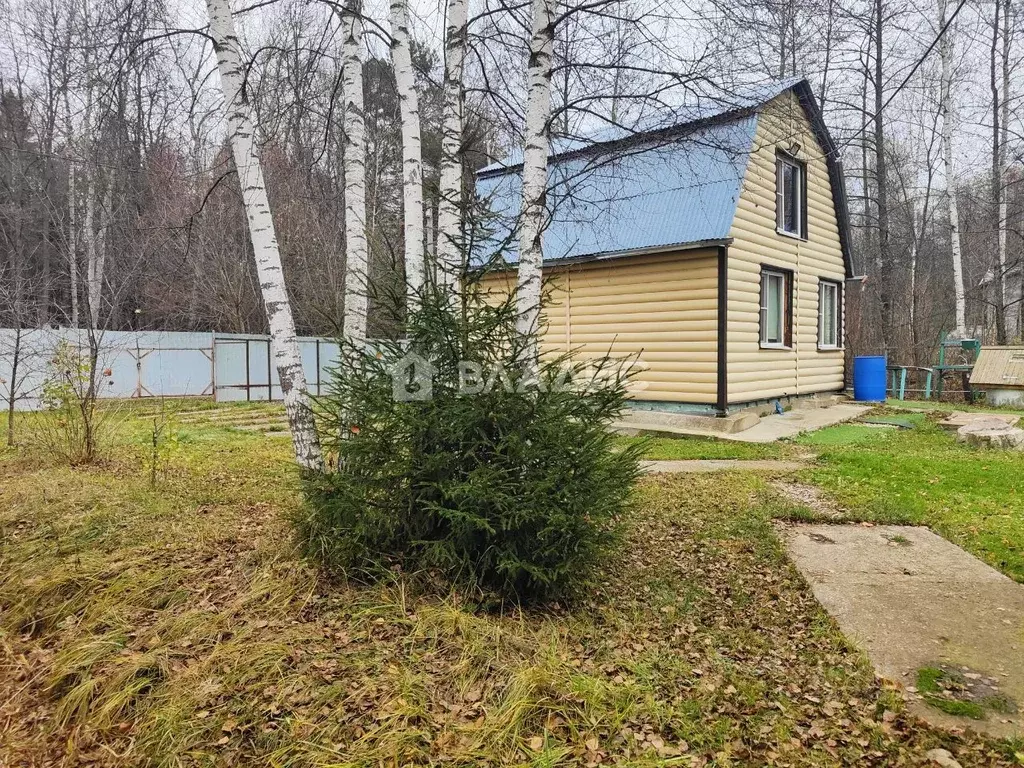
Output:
[[475, 77, 859, 416]]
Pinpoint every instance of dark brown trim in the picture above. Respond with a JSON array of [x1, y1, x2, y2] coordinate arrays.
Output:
[[758, 263, 795, 349], [791, 80, 857, 278], [785, 269, 794, 347], [800, 161, 809, 242], [474, 238, 734, 274], [838, 278, 845, 348], [716, 244, 729, 416]]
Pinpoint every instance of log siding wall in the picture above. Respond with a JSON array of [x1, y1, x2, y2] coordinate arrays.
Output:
[[725, 91, 847, 403], [481, 248, 721, 403]]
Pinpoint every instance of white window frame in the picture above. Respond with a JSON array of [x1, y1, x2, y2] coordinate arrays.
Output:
[[760, 268, 790, 349], [776, 154, 805, 239], [818, 280, 842, 350]]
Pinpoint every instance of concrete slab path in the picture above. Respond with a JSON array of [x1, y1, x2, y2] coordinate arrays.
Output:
[[778, 523, 1024, 738], [614, 403, 872, 443], [641, 459, 807, 473], [723, 403, 873, 443]]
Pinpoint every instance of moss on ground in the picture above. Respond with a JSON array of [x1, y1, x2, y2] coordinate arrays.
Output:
[[915, 666, 1018, 721]]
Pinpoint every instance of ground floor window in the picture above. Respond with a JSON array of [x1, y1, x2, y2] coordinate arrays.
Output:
[[818, 279, 842, 349], [760, 267, 792, 348]]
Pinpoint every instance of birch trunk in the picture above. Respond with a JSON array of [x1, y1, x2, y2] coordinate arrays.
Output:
[[872, 0, 893, 349], [61, 10, 79, 329], [78, 7, 104, 332], [998, 0, 1012, 337], [909, 234, 917, 341], [426, 203, 436, 263], [515, 0, 554, 368], [67, 159, 79, 327], [389, 0, 425, 307], [82, 68, 102, 330], [938, 0, 968, 338], [204, 0, 323, 472], [435, 0, 468, 288], [341, 1, 369, 345], [83, 163, 101, 328], [991, 0, 1007, 343], [86, 179, 112, 330]]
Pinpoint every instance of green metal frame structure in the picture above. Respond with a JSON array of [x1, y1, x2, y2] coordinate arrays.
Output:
[[887, 335, 981, 401]]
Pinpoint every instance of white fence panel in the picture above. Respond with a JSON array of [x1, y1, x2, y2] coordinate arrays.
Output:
[[2, 329, 339, 409]]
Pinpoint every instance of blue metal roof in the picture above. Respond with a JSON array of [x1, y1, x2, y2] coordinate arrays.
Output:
[[476, 116, 756, 265], [472, 77, 853, 269], [478, 76, 802, 176]]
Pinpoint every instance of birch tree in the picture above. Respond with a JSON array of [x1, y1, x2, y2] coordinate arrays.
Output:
[[515, 0, 555, 366], [892, 105, 939, 363], [998, 0, 1013, 338], [342, 0, 369, 345], [204, 0, 324, 471], [390, 0, 425, 305], [990, 0, 1010, 342], [60, 10, 81, 327], [937, 0, 967, 338], [435, 0, 468, 288]]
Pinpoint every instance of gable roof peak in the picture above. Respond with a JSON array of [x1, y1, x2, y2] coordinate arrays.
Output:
[[477, 76, 810, 178]]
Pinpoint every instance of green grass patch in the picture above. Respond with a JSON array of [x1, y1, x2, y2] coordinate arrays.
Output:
[[894, 399, 1024, 418], [914, 666, 1015, 721], [795, 423, 894, 447], [916, 666, 945, 694], [805, 420, 1024, 581], [927, 698, 987, 720]]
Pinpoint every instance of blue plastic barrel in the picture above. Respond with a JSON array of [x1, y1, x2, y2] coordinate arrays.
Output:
[[853, 355, 887, 402]]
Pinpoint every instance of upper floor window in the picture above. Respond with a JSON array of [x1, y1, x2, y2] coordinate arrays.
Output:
[[776, 152, 806, 238]]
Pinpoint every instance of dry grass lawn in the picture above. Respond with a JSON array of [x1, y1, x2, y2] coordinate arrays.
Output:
[[1, 406, 1021, 767]]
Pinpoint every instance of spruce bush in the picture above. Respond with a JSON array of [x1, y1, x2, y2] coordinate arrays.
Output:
[[295, 276, 644, 603]]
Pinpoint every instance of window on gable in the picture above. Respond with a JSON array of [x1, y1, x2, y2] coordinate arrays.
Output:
[[818, 279, 842, 349], [776, 153, 806, 238], [760, 267, 792, 348]]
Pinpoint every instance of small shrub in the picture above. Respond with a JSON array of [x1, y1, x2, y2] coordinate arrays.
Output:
[[295, 276, 644, 602], [140, 401, 183, 487], [30, 340, 121, 465]]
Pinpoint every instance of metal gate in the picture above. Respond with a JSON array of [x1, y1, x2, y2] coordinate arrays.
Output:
[[212, 334, 339, 402]]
